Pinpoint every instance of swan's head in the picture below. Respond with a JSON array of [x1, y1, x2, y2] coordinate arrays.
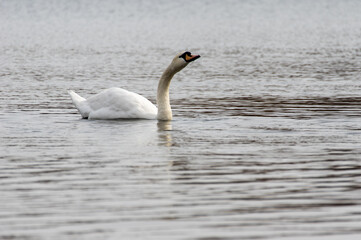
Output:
[[170, 51, 200, 73]]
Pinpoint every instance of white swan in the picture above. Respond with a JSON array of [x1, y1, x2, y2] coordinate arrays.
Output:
[[68, 51, 200, 120]]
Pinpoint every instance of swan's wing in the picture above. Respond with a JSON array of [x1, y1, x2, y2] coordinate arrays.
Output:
[[85, 87, 157, 119]]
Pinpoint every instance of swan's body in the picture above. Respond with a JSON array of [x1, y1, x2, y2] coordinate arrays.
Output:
[[68, 88, 157, 119], [68, 52, 200, 120]]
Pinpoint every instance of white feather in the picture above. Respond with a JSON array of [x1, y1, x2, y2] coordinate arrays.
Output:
[[69, 88, 157, 119]]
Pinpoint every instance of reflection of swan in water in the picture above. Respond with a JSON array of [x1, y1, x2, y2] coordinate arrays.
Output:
[[157, 121, 172, 131], [94, 120, 173, 148], [157, 121, 173, 147], [68, 52, 200, 120]]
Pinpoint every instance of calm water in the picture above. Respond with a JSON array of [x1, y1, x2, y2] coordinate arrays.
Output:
[[1, 0, 361, 239]]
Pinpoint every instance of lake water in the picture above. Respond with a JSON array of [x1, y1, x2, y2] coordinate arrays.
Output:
[[1, 0, 361, 239]]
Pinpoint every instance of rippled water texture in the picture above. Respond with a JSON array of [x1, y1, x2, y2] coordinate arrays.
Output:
[[1, 0, 361, 239]]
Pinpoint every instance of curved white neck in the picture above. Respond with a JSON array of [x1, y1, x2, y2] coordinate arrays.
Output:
[[157, 65, 176, 120]]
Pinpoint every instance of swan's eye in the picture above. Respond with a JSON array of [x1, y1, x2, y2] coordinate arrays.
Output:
[[179, 52, 190, 59], [179, 52, 191, 58]]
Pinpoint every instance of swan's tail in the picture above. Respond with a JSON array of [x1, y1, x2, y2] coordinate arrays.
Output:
[[68, 90, 89, 118], [68, 90, 85, 103]]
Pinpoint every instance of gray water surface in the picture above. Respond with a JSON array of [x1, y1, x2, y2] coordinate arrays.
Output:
[[1, 0, 361, 239]]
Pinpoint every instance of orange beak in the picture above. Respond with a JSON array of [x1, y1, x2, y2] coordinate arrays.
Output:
[[185, 54, 201, 62]]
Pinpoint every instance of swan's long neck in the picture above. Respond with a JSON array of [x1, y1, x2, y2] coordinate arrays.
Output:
[[157, 65, 176, 120]]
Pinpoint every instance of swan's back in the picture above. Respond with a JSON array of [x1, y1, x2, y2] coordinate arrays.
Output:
[[69, 88, 157, 119]]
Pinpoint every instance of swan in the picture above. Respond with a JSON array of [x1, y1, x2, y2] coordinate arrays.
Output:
[[68, 51, 200, 120]]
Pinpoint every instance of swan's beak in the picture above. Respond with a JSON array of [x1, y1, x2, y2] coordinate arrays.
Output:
[[185, 54, 201, 62]]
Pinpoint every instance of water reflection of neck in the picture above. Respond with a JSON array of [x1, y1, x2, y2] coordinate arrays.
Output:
[[157, 121, 173, 147]]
